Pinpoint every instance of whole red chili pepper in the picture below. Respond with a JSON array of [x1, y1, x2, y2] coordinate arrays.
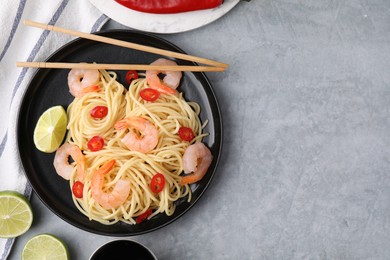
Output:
[[115, 0, 224, 14]]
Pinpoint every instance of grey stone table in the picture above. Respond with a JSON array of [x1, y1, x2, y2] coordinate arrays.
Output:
[[9, 1, 390, 259]]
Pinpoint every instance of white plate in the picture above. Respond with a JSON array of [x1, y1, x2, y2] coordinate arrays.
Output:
[[88, 0, 240, 34]]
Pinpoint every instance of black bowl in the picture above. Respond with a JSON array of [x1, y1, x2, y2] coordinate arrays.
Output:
[[90, 240, 157, 260], [17, 30, 222, 236]]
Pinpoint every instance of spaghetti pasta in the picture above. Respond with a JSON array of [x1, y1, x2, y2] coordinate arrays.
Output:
[[63, 68, 208, 225]]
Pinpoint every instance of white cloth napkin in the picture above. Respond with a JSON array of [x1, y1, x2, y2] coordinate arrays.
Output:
[[0, 0, 108, 258]]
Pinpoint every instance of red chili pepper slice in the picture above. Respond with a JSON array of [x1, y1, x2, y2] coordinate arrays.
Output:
[[90, 106, 108, 119], [125, 70, 139, 85], [87, 136, 104, 151], [150, 173, 165, 193], [178, 127, 195, 141], [140, 88, 160, 102], [72, 181, 84, 198], [115, 0, 223, 14], [136, 209, 153, 224]]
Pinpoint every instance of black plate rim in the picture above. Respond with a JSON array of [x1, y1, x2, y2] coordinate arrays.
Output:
[[16, 29, 223, 236]]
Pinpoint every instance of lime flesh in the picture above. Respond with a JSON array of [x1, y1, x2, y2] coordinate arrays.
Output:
[[0, 191, 33, 238], [33, 105, 67, 153], [22, 233, 69, 260]]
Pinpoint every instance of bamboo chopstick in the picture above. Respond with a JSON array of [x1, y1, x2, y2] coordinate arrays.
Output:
[[23, 20, 229, 69], [15, 61, 225, 72]]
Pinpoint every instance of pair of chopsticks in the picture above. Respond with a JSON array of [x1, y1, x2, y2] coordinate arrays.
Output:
[[16, 20, 228, 72]]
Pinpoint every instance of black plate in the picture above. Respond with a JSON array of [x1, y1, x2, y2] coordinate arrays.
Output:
[[17, 30, 222, 236]]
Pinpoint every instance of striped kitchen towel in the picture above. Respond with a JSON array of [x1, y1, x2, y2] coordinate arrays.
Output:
[[0, 0, 108, 258]]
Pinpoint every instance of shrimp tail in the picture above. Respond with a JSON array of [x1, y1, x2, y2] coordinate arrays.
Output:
[[82, 85, 100, 94], [96, 159, 116, 175], [77, 163, 85, 182], [114, 119, 130, 130], [146, 77, 177, 94]]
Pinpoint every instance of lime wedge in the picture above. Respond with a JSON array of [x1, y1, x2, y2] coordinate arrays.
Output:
[[0, 191, 33, 238], [22, 233, 69, 260], [33, 105, 68, 153]]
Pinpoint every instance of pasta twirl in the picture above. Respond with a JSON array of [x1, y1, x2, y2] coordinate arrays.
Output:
[[65, 70, 206, 225]]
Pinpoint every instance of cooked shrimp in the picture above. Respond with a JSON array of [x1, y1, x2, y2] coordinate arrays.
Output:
[[67, 68, 100, 98], [114, 116, 158, 153], [91, 159, 131, 209], [145, 58, 182, 94], [53, 142, 85, 181], [181, 142, 213, 185]]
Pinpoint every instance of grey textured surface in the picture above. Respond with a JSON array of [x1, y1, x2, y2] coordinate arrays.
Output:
[[9, 1, 390, 259]]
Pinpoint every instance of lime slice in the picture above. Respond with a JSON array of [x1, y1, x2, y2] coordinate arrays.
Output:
[[0, 191, 33, 238], [22, 233, 69, 260], [33, 105, 68, 153]]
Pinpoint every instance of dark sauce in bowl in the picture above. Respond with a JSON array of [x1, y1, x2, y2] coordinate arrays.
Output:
[[90, 240, 157, 260]]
